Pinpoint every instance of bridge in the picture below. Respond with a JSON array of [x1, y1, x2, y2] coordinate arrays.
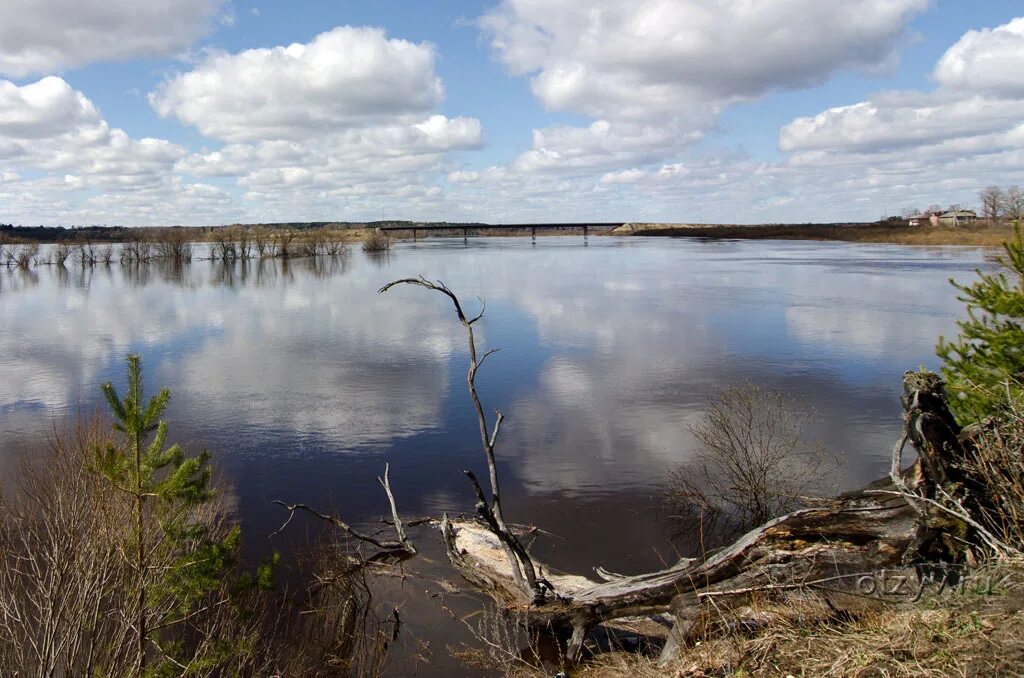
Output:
[[377, 222, 625, 240]]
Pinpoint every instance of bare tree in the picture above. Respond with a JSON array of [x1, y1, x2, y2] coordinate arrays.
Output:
[[53, 242, 72, 267], [98, 244, 114, 265], [120, 232, 151, 263], [210, 227, 238, 261], [667, 383, 838, 547], [272, 463, 418, 564], [253, 226, 272, 258], [237, 228, 253, 259], [979, 185, 1004, 221], [75, 240, 96, 266], [379, 277, 548, 604], [0, 416, 395, 677], [153, 228, 192, 262], [0, 418, 156, 676], [277, 229, 296, 258], [5, 243, 39, 269], [1005, 185, 1024, 223]]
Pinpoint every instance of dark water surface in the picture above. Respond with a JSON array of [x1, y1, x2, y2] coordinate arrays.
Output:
[[0, 236, 988, 674]]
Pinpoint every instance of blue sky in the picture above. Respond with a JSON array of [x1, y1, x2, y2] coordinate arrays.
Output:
[[1, 1, 1023, 226]]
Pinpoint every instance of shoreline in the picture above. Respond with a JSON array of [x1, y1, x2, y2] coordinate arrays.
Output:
[[610, 221, 1016, 247], [2, 220, 1016, 248]]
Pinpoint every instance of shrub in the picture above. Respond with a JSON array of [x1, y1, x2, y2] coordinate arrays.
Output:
[[961, 387, 1024, 552], [362, 229, 391, 253], [667, 382, 838, 548]]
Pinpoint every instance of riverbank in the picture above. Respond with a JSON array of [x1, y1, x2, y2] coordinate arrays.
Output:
[[555, 561, 1024, 677], [612, 221, 1017, 247]]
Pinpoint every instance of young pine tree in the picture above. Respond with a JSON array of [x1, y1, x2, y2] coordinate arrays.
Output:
[[94, 354, 241, 676], [937, 225, 1024, 423]]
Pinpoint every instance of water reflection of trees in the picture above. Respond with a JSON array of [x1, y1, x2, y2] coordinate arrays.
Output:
[[7, 254, 356, 293], [0, 268, 39, 294], [364, 250, 394, 268]]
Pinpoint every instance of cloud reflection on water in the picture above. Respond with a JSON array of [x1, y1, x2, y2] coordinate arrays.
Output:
[[0, 238, 987, 525]]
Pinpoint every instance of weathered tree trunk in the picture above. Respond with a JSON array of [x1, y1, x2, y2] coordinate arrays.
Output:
[[440, 370, 977, 660]]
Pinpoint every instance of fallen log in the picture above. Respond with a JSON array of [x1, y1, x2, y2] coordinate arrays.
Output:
[[439, 370, 978, 661]]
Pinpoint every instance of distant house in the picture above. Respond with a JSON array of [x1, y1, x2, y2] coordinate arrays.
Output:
[[907, 209, 978, 227], [938, 210, 978, 226]]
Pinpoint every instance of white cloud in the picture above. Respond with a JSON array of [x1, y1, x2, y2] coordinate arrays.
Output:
[[774, 14, 1024, 166], [779, 95, 1024, 153], [599, 168, 645, 184], [935, 17, 1024, 97], [151, 26, 445, 142], [0, 76, 246, 225], [0, 0, 223, 77], [147, 26, 485, 221], [0, 77, 99, 138], [0, 77, 186, 185], [442, 13, 1024, 224], [480, 0, 927, 120], [463, 0, 929, 196]]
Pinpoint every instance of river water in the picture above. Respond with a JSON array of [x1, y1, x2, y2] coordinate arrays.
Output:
[[0, 236, 989, 673]]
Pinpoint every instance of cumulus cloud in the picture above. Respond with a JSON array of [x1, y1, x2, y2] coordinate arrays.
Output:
[[464, 0, 928, 191], [142, 25, 485, 221], [779, 95, 1024, 153], [0, 77, 99, 138], [0, 77, 186, 182], [480, 0, 927, 120], [442, 12, 1024, 224], [0, 76, 246, 224], [779, 15, 1024, 181], [935, 17, 1024, 97], [151, 26, 445, 142], [0, 0, 223, 77]]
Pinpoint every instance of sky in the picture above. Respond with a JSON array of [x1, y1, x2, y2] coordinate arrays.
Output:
[[1, 0, 1023, 226]]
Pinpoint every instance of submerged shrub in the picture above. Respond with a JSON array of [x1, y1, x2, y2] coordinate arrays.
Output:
[[362, 229, 391, 253], [667, 382, 838, 549]]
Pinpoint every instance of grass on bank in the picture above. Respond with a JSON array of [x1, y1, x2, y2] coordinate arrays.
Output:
[[548, 561, 1024, 678], [618, 221, 1018, 247]]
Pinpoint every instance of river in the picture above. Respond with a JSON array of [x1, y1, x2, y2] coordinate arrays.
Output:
[[0, 236, 989, 674]]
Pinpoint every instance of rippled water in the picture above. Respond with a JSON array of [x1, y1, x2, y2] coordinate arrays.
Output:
[[0, 236, 989, 674]]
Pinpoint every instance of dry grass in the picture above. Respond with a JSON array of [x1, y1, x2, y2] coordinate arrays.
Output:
[[550, 563, 1024, 678], [0, 416, 395, 676], [621, 222, 1018, 247]]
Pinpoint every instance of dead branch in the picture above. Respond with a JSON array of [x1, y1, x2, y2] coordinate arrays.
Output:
[[272, 464, 416, 563], [379, 277, 545, 603]]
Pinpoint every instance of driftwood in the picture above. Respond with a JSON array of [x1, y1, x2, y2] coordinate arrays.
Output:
[[438, 370, 982, 660]]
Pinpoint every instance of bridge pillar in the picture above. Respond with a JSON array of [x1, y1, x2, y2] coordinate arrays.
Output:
[[463, 227, 468, 240], [531, 227, 536, 242], [583, 225, 589, 239], [412, 228, 417, 240]]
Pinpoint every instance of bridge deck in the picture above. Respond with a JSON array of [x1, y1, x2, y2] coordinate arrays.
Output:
[[378, 222, 624, 237]]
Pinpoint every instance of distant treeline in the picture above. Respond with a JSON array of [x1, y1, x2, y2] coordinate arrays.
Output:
[[0, 221, 490, 243]]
